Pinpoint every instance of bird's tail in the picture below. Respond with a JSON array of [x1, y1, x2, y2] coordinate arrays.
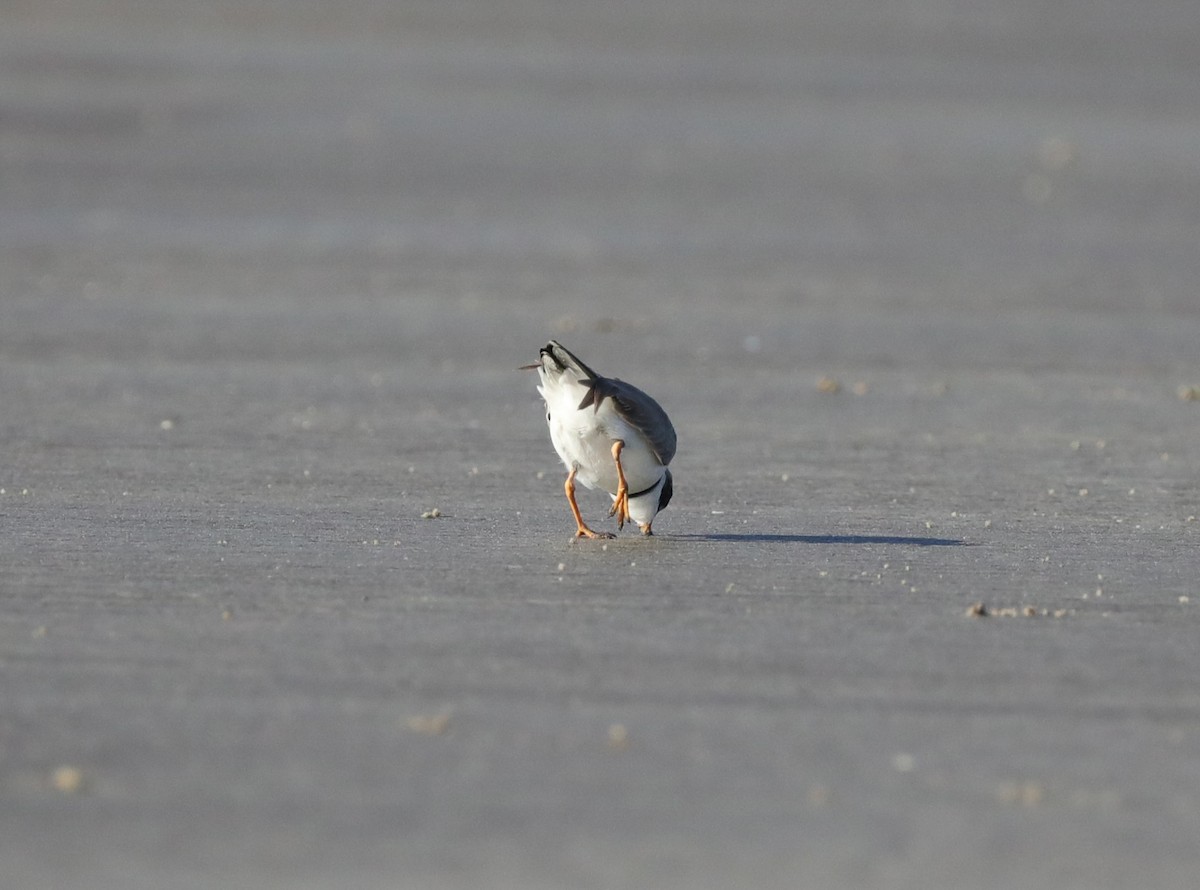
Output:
[[541, 340, 600, 382]]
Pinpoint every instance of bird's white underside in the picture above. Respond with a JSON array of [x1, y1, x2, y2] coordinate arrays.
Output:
[[537, 371, 667, 527]]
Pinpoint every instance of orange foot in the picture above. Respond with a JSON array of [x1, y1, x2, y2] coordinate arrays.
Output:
[[606, 440, 630, 530], [575, 526, 616, 540], [565, 466, 615, 540]]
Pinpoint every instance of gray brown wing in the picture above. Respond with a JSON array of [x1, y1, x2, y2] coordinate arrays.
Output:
[[588, 376, 677, 466]]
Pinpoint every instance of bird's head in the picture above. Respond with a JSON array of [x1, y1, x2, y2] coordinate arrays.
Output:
[[628, 469, 673, 532]]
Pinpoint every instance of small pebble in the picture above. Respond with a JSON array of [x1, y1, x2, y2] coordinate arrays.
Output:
[[406, 713, 451, 735], [607, 724, 630, 750], [1038, 135, 1079, 171], [51, 766, 85, 794], [998, 780, 1045, 807]]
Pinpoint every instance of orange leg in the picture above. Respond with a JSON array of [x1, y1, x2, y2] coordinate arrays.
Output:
[[638, 521, 653, 537], [565, 467, 614, 539], [607, 440, 631, 530]]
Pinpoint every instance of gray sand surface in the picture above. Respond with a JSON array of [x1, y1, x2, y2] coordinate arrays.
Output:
[[2, 2, 1199, 887]]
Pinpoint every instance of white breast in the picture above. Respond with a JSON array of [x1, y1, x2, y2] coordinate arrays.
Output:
[[539, 376, 664, 497]]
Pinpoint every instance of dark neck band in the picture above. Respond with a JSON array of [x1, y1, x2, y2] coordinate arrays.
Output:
[[628, 479, 661, 500]]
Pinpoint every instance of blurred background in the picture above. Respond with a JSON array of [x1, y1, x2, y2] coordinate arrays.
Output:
[[4, 0, 1199, 360], [3, 2, 1200, 888]]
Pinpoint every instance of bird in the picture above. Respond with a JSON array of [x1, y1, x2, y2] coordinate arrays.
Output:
[[523, 340, 676, 538]]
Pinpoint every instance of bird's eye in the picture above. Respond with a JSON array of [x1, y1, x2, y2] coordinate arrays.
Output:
[[546, 411, 552, 422]]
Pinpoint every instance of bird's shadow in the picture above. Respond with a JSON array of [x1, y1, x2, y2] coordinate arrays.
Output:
[[674, 533, 967, 546]]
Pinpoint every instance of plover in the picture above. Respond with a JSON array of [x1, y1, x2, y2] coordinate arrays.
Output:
[[524, 341, 675, 538]]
